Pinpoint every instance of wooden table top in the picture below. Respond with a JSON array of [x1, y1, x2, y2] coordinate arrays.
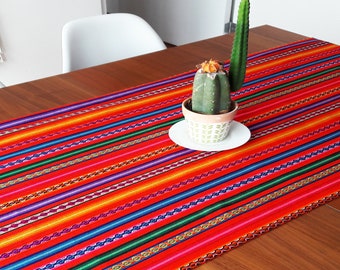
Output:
[[1, 25, 339, 269], [0, 25, 307, 121]]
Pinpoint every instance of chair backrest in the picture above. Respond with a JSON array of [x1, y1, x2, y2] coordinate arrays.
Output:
[[62, 13, 166, 72]]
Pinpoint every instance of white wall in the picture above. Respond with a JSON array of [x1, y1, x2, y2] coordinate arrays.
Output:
[[0, 0, 103, 86], [234, 0, 339, 45]]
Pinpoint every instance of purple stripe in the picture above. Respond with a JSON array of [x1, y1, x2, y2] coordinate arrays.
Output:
[[0, 73, 194, 130], [223, 38, 320, 69], [249, 94, 339, 130], [0, 148, 194, 223], [247, 38, 321, 61]]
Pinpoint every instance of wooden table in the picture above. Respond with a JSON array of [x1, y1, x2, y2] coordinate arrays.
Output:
[[0, 25, 313, 120], [1, 25, 339, 269]]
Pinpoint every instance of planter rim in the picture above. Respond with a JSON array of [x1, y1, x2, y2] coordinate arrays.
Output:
[[182, 98, 238, 124]]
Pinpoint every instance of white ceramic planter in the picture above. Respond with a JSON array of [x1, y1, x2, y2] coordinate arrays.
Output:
[[182, 98, 238, 144]]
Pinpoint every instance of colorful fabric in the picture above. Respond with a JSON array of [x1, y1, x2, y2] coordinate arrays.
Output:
[[0, 38, 339, 270]]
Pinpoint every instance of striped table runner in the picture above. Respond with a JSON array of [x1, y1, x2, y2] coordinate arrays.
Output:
[[1, 38, 339, 270]]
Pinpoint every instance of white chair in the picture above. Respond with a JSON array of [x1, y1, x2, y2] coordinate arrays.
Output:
[[62, 13, 166, 72]]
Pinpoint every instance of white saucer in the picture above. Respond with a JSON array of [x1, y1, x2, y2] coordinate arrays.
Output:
[[169, 120, 251, 151]]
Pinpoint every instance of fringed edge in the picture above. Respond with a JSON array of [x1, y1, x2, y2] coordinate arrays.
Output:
[[181, 191, 340, 269]]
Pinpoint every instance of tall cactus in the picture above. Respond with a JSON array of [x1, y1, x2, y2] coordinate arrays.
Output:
[[191, 0, 250, 114], [229, 0, 250, 92]]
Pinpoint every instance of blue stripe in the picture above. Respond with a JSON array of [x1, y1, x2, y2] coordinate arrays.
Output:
[[3, 131, 338, 270], [249, 94, 339, 130], [0, 104, 181, 162], [246, 38, 321, 60], [223, 38, 325, 70], [243, 55, 340, 87], [0, 148, 194, 223]]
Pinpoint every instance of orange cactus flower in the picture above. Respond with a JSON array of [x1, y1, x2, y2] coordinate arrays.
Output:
[[198, 59, 223, 73]]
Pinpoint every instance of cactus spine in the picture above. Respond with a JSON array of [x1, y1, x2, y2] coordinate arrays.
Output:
[[191, 0, 250, 114]]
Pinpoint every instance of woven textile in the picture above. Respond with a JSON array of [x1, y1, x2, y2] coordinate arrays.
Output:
[[0, 38, 339, 270]]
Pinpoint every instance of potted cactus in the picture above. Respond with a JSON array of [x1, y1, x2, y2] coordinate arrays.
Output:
[[182, 0, 250, 144]]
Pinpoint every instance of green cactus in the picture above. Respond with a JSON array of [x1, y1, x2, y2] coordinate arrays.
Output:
[[191, 0, 250, 115], [229, 0, 250, 92], [192, 64, 232, 114]]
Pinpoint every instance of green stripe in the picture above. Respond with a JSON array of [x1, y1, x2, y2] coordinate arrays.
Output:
[[238, 67, 339, 103], [0, 120, 178, 180], [72, 153, 338, 270]]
